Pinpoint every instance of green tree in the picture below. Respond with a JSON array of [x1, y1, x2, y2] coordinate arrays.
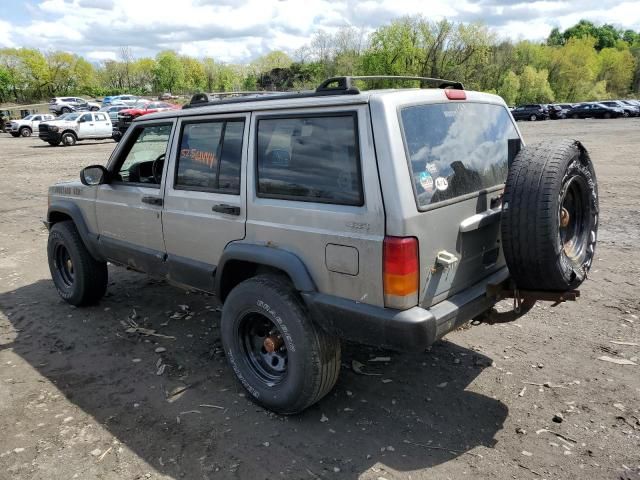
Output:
[[517, 66, 554, 103], [548, 37, 599, 101], [153, 50, 184, 93], [497, 70, 520, 105], [598, 47, 634, 95]]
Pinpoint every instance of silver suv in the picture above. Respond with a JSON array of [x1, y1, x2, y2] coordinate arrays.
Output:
[[49, 96, 101, 114], [45, 76, 599, 414]]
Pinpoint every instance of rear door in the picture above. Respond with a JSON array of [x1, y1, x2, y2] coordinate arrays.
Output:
[[377, 94, 521, 307], [161, 113, 248, 291]]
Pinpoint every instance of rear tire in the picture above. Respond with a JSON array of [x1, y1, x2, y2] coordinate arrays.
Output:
[[572, 114, 579, 119], [529, 114, 537, 121], [61, 107, 71, 114], [501, 139, 598, 291], [47, 221, 108, 306], [221, 274, 341, 414]]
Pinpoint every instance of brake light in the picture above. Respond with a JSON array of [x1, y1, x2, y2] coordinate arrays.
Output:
[[445, 89, 466, 100], [383, 236, 419, 309]]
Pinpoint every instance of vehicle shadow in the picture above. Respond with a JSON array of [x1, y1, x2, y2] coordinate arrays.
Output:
[[30, 141, 116, 148], [0, 270, 507, 479]]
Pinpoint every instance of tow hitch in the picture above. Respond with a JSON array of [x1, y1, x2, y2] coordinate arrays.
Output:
[[474, 280, 580, 324]]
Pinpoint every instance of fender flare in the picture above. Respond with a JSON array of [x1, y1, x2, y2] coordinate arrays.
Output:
[[215, 243, 316, 298], [47, 200, 104, 261]]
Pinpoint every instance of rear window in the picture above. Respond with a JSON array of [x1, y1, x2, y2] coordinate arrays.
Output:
[[401, 102, 519, 208]]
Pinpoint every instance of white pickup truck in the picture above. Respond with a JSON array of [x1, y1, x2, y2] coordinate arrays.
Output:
[[38, 111, 113, 146], [8, 114, 56, 137]]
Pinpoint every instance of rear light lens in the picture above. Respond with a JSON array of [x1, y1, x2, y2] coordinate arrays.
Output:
[[383, 236, 419, 309], [445, 89, 466, 100]]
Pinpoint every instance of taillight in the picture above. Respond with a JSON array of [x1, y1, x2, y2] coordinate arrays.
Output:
[[383, 236, 419, 309], [445, 89, 466, 100]]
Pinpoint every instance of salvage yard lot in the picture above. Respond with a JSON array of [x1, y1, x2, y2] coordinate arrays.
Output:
[[0, 119, 638, 480]]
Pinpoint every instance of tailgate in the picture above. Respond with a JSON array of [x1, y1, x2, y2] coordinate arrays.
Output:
[[398, 101, 520, 307]]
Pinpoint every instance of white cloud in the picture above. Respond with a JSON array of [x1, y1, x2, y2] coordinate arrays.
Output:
[[1, 0, 639, 62], [0, 20, 15, 48]]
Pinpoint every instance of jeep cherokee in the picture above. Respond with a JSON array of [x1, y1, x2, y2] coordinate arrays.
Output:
[[45, 76, 598, 414]]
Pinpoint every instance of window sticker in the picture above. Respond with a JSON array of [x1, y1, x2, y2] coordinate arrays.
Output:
[[419, 171, 434, 193], [435, 176, 449, 191]]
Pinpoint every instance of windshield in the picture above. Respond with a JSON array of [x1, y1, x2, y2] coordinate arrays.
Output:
[[22, 115, 34, 120], [65, 113, 81, 121], [401, 102, 519, 208]]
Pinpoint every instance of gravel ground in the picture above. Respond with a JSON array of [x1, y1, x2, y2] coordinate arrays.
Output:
[[0, 119, 638, 480]]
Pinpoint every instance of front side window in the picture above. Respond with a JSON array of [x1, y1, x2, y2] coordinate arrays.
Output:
[[401, 102, 519, 208], [80, 113, 92, 122], [256, 114, 363, 205], [175, 119, 244, 194], [114, 124, 172, 185]]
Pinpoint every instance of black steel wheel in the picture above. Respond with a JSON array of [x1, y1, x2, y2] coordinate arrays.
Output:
[[47, 221, 108, 305], [239, 312, 288, 384], [221, 274, 341, 414]]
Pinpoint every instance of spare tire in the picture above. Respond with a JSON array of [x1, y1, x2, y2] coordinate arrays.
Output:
[[501, 139, 598, 291]]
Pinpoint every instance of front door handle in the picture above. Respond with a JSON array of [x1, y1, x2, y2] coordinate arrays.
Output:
[[212, 204, 240, 215], [141, 196, 163, 206]]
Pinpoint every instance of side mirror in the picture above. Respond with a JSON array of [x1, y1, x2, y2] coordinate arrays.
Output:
[[80, 165, 108, 186]]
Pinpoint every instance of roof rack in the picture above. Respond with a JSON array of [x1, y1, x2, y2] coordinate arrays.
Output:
[[183, 75, 464, 109], [316, 76, 464, 92]]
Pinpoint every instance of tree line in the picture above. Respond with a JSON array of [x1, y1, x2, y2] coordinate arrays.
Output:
[[1, 17, 638, 105]]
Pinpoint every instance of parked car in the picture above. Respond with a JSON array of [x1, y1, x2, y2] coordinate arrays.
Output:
[[109, 95, 143, 106], [98, 105, 128, 123], [7, 113, 56, 137], [547, 104, 568, 120], [599, 100, 639, 117], [567, 103, 624, 119], [38, 111, 113, 146], [44, 75, 598, 414], [114, 101, 179, 140], [49, 97, 101, 115], [511, 104, 549, 121]]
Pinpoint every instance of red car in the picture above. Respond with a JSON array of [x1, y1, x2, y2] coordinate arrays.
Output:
[[114, 101, 180, 140]]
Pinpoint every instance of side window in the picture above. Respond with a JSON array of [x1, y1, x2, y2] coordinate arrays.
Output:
[[175, 119, 244, 194], [256, 114, 363, 205], [95, 113, 107, 121], [32, 116, 41, 121], [81, 113, 92, 122], [114, 124, 173, 186]]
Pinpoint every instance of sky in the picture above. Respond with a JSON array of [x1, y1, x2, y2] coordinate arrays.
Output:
[[0, 0, 639, 63]]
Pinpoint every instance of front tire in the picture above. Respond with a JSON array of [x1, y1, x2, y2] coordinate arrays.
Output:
[[221, 275, 341, 414], [10, 132, 19, 137], [48, 140, 60, 146], [47, 221, 108, 306], [61, 132, 77, 146], [61, 107, 71, 114], [529, 114, 537, 121], [20, 127, 31, 137]]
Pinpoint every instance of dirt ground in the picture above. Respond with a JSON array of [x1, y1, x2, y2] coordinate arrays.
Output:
[[0, 119, 638, 480]]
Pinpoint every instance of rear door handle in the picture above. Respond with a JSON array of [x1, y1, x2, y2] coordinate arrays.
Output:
[[141, 196, 163, 206], [212, 204, 240, 215]]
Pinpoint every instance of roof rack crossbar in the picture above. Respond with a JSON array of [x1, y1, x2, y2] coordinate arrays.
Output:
[[316, 75, 464, 92]]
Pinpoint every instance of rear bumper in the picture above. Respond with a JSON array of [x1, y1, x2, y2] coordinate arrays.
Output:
[[303, 267, 510, 352]]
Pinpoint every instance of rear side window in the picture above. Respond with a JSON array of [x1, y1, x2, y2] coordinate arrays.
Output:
[[256, 114, 363, 205], [401, 103, 519, 208], [175, 119, 244, 194]]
